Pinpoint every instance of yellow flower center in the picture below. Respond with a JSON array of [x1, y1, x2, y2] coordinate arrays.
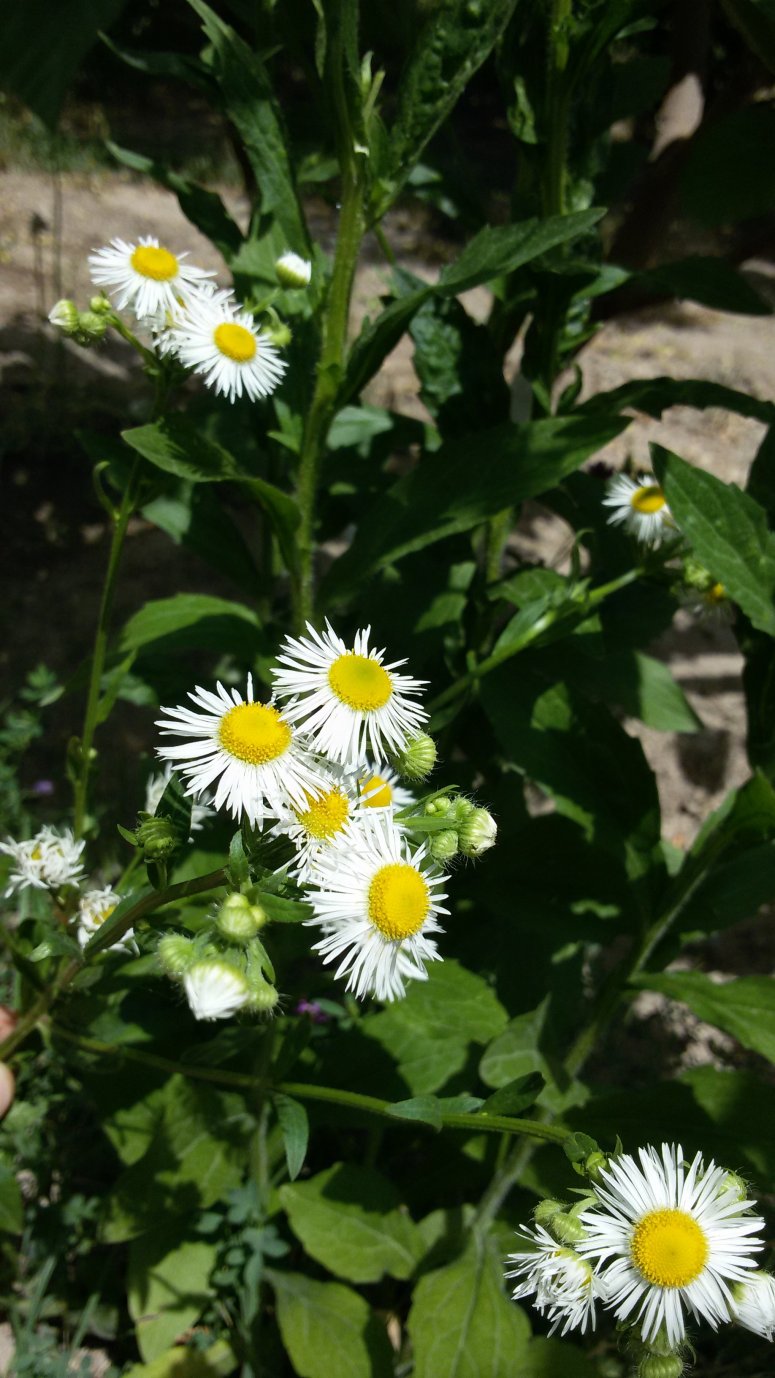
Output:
[[218, 702, 291, 765], [328, 653, 392, 712], [130, 244, 179, 281], [367, 862, 429, 940], [630, 1209, 709, 1288], [296, 788, 350, 841], [707, 582, 726, 604], [360, 773, 393, 808], [631, 485, 666, 515], [31, 846, 42, 861], [214, 322, 257, 362], [95, 904, 116, 928]]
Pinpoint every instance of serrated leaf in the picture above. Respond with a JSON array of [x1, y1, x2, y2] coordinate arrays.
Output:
[[632, 971, 775, 1065], [653, 446, 775, 636], [437, 210, 603, 297], [268, 1269, 393, 1378], [274, 1094, 309, 1182], [122, 417, 251, 484], [407, 1235, 530, 1378], [278, 1163, 422, 1283]]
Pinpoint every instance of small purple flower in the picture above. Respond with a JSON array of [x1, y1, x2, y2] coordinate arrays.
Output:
[[31, 780, 55, 797], [295, 998, 330, 1025]]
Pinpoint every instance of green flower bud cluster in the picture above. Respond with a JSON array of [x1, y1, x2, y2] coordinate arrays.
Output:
[[414, 794, 498, 864], [157, 890, 278, 1016], [532, 1196, 591, 1245], [48, 299, 108, 346]]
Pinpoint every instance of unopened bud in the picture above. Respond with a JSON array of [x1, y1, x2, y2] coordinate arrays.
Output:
[[73, 310, 108, 345], [157, 933, 195, 976], [458, 806, 497, 857], [48, 299, 79, 334], [428, 829, 459, 863], [424, 796, 451, 816], [275, 251, 312, 289], [136, 815, 182, 860], [584, 1150, 608, 1182], [183, 959, 250, 1021], [638, 1357, 683, 1378], [392, 733, 436, 782], [216, 893, 266, 943], [247, 978, 280, 1016], [533, 1198, 564, 1226], [682, 557, 713, 592], [721, 1171, 749, 1202], [547, 1211, 585, 1245], [265, 320, 293, 349], [89, 294, 113, 315]]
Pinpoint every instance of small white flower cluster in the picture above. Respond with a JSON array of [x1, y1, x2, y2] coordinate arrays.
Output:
[[507, 1143, 775, 1353], [0, 826, 127, 951], [53, 234, 312, 405], [156, 620, 496, 1006]]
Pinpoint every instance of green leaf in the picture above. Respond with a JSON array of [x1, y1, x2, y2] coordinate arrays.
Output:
[[255, 892, 313, 924], [28, 930, 82, 962], [274, 1094, 309, 1182], [242, 476, 301, 579], [105, 141, 243, 261], [632, 971, 775, 1065], [481, 1074, 545, 1118], [407, 1235, 531, 1378], [187, 0, 308, 251], [278, 1163, 422, 1283], [142, 486, 259, 596], [386, 1096, 443, 1129], [0, 1163, 23, 1233], [521, 1338, 596, 1377], [0, 0, 127, 126], [437, 211, 603, 297], [322, 415, 627, 601], [652, 446, 775, 636], [122, 418, 249, 485], [366, 960, 507, 1095], [341, 284, 433, 407], [128, 1231, 216, 1362], [579, 376, 775, 428], [120, 593, 261, 656], [553, 646, 702, 733], [480, 1006, 547, 1090], [268, 1270, 392, 1378], [123, 1340, 237, 1378], [638, 256, 772, 315]]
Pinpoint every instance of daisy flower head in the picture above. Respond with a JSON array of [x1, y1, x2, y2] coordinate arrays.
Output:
[[183, 959, 250, 1021], [166, 287, 287, 402], [304, 812, 447, 1002], [272, 621, 428, 769], [87, 236, 214, 321], [603, 472, 673, 548], [272, 769, 364, 883], [156, 674, 324, 828], [144, 764, 213, 834], [77, 887, 131, 950], [730, 1271, 775, 1341], [356, 762, 416, 814], [577, 1142, 765, 1347], [0, 826, 85, 896], [506, 1224, 606, 1336]]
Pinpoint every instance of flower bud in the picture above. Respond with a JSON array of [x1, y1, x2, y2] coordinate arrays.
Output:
[[547, 1211, 585, 1245], [721, 1170, 749, 1202], [48, 300, 80, 334], [533, 1198, 564, 1226], [584, 1149, 608, 1182], [275, 251, 312, 288], [183, 959, 250, 1021], [637, 1357, 683, 1378], [136, 815, 182, 861], [458, 806, 497, 857], [391, 733, 437, 782], [89, 294, 113, 315], [265, 319, 293, 349], [216, 893, 266, 944], [428, 829, 459, 863], [157, 933, 195, 976], [73, 310, 108, 346], [247, 978, 280, 1016], [424, 796, 451, 816]]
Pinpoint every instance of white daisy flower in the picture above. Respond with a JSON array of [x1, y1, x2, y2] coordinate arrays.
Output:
[[144, 764, 212, 834], [356, 762, 416, 814], [275, 251, 312, 288], [77, 887, 131, 951], [603, 473, 674, 548], [506, 1225, 606, 1336], [0, 826, 85, 896], [272, 769, 365, 883], [183, 959, 250, 1021], [156, 674, 324, 828], [731, 1271, 775, 1340], [87, 236, 214, 321], [577, 1142, 765, 1347], [272, 621, 428, 769], [304, 813, 447, 1002], [164, 288, 287, 402]]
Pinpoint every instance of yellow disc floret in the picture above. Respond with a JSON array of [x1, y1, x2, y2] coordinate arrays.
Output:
[[630, 1209, 709, 1288], [296, 788, 350, 841], [96, 904, 116, 928], [360, 774, 393, 808], [707, 582, 726, 604], [631, 485, 666, 515], [367, 862, 429, 940], [218, 703, 292, 765], [214, 322, 257, 362], [130, 244, 179, 281], [328, 653, 392, 711]]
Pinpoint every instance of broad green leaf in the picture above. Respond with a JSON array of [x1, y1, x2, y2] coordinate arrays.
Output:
[[407, 1235, 531, 1378], [551, 646, 702, 733], [410, 295, 509, 436], [366, 961, 507, 1095], [122, 418, 248, 485], [187, 0, 309, 251], [386, 1096, 443, 1129], [579, 376, 775, 428], [278, 1163, 422, 1283], [323, 415, 627, 601], [124, 1340, 236, 1378], [242, 476, 301, 579], [480, 1007, 546, 1090], [142, 486, 259, 595], [274, 1093, 309, 1182], [521, 1338, 596, 1376], [128, 1231, 216, 1362], [256, 892, 313, 924], [0, 0, 127, 125], [0, 1163, 23, 1233], [653, 446, 775, 636], [105, 141, 243, 261], [633, 972, 775, 1064], [268, 1270, 392, 1378], [437, 211, 603, 297], [481, 1074, 545, 1118], [120, 593, 261, 655]]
